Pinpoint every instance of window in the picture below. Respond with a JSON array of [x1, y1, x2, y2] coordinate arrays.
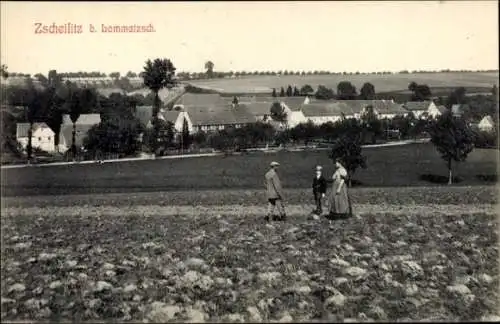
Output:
[[38, 137, 42, 141], [48, 137, 51, 141]]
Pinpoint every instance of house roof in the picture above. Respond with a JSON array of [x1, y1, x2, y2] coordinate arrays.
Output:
[[60, 124, 96, 148], [135, 105, 154, 127], [16, 122, 52, 138], [280, 97, 306, 111], [451, 104, 469, 115], [62, 114, 101, 125], [96, 88, 126, 98], [175, 93, 225, 107], [300, 102, 347, 117], [436, 105, 448, 114], [185, 104, 256, 126], [243, 102, 273, 116], [403, 101, 432, 111], [159, 110, 181, 123]]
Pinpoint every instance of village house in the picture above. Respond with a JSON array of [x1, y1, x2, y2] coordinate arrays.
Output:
[[427, 104, 448, 119], [478, 115, 496, 133], [175, 103, 257, 133], [58, 114, 101, 152], [402, 100, 437, 119], [451, 104, 469, 118], [300, 102, 352, 125], [16, 122, 56, 153]]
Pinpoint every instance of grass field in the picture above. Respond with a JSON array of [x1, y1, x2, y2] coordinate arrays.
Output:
[[1, 143, 497, 197], [1, 186, 498, 322], [188, 72, 499, 94]]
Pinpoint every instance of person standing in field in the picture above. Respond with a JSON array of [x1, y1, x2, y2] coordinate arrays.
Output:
[[312, 165, 327, 215], [265, 161, 286, 222], [328, 158, 353, 219]]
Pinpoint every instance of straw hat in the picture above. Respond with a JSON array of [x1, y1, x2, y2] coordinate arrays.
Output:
[[270, 161, 280, 167], [316, 165, 323, 171]]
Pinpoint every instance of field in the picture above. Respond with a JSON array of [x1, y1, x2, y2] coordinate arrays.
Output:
[[1, 186, 499, 322], [1, 143, 499, 322], [1, 143, 498, 197], [188, 72, 499, 94]]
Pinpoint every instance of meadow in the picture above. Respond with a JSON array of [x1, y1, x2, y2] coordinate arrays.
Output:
[[1, 143, 497, 197], [188, 72, 499, 94]]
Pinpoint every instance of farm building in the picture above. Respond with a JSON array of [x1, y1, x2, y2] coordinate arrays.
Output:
[[451, 104, 469, 117], [16, 122, 56, 153], [402, 101, 437, 119], [428, 105, 448, 119], [478, 115, 496, 132], [178, 103, 257, 133], [59, 114, 101, 152], [300, 102, 351, 125]]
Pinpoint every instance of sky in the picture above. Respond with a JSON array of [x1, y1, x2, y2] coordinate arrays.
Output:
[[1, 1, 498, 75]]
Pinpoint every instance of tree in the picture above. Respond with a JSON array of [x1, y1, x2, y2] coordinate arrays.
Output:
[[280, 87, 285, 97], [293, 86, 300, 96], [429, 111, 475, 184], [142, 58, 176, 153], [299, 84, 314, 96], [337, 81, 358, 100], [492, 84, 498, 98], [180, 117, 191, 150], [315, 85, 335, 100], [109, 72, 121, 79], [361, 105, 382, 144], [25, 86, 40, 161], [445, 87, 467, 109], [329, 120, 367, 187], [232, 96, 239, 106], [272, 88, 277, 98], [359, 82, 376, 100], [270, 102, 287, 122], [1, 64, 8, 78], [409, 82, 432, 101], [286, 85, 293, 97], [68, 87, 82, 159], [205, 61, 214, 78]]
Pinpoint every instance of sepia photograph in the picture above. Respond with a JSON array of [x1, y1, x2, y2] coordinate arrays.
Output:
[[1, 1, 499, 322]]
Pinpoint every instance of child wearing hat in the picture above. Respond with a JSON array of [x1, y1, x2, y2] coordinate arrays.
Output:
[[312, 165, 327, 215]]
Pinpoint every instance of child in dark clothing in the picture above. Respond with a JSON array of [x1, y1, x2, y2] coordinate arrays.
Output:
[[312, 165, 327, 215]]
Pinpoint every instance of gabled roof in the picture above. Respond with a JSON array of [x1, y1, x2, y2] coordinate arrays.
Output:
[[436, 105, 448, 114], [451, 103, 469, 115], [62, 113, 101, 125], [159, 110, 181, 124], [135, 105, 154, 127], [300, 102, 348, 117], [280, 97, 307, 111], [16, 122, 52, 138], [175, 93, 226, 107], [60, 124, 96, 148], [403, 101, 433, 111], [185, 104, 256, 126], [243, 102, 273, 116]]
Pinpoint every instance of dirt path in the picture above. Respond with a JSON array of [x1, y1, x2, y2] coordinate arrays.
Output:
[[2, 203, 496, 218]]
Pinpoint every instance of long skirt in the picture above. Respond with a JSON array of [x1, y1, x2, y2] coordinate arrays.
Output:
[[327, 181, 352, 219]]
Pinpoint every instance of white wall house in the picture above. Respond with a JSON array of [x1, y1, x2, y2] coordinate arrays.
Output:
[[403, 101, 437, 119], [478, 115, 495, 132], [427, 105, 448, 119], [16, 123, 56, 153]]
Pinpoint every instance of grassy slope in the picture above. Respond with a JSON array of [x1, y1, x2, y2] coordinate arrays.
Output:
[[188, 72, 499, 93], [1, 144, 497, 197]]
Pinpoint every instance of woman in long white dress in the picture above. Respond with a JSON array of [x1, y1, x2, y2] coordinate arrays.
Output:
[[328, 159, 352, 219]]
